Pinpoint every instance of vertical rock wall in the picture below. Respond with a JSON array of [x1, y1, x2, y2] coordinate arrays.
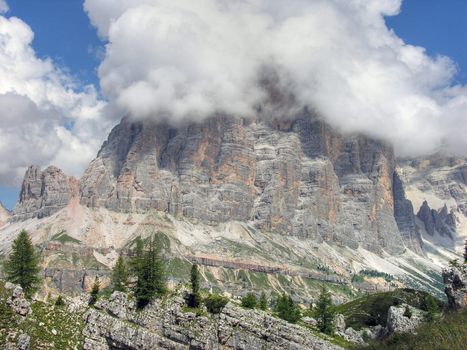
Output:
[[78, 114, 418, 254], [12, 165, 78, 221]]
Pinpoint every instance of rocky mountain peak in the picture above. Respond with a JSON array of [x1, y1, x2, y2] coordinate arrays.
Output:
[[77, 114, 418, 254], [12, 165, 78, 221], [0, 201, 10, 227], [416, 200, 456, 239]]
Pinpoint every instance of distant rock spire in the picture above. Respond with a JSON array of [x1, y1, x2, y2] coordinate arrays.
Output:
[[11, 165, 77, 221]]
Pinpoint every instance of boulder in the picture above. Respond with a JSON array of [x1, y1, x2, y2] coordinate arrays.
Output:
[[340, 327, 364, 344], [302, 316, 317, 326], [385, 304, 424, 335], [334, 313, 346, 333], [17, 333, 30, 350], [7, 285, 31, 317]]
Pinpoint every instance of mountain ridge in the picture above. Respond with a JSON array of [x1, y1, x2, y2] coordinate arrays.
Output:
[[1, 114, 465, 298]]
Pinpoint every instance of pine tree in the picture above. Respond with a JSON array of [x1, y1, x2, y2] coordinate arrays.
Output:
[[316, 286, 335, 335], [129, 236, 144, 275], [424, 294, 438, 322], [134, 235, 166, 308], [187, 264, 201, 308], [259, 291, 268, 310], [111, 255, 128, 292], [89, 276, 100, 305], [241, 292, 258, 309], [55, 295, 65, 307], [204, 294, 229, 314], [274, 293, 301, 323], [4, 230, 41, 296]]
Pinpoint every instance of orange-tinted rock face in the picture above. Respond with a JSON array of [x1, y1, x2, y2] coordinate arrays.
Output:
[[78, 113, 414, 254]]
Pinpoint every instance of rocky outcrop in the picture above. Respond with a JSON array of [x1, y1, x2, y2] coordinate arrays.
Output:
[[385, 304, 425, 335], [417, 201, 455, 239], [0, 201, 9, 227], [79, 114, 417, 254], [443, 265, 467, 309], [43, 268, 109, 294], [5, 283, 31, 317], [17, 333, 30, 350], [83, 291, 343, 350], [12, 165, 78, 221]]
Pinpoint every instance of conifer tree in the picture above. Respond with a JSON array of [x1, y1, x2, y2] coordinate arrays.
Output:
[[134, 235, 166, 308], [274, 293, 301, 323], [316, 286, 335, 335], [259, 291, 268, 311], [89, 276, 100, 305], [55, 295, 65, 307], [4, 230, 41, 296], [129, 236, 144, 275], [187, 263, 201, 308], [424, 294, 438, 322], [111, 255, 128, 292], [241, 292, 258, 309]]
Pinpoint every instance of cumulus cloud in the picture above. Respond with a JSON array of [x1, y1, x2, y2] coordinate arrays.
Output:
[[84, 0, 467, 156], [0, 14, 109, 185]]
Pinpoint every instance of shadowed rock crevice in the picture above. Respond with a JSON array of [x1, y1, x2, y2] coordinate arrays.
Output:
[[393, 171, 423, 254]]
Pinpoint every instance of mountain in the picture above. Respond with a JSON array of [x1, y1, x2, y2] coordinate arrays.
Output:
[[397, 155, 467, 252], [79, 114, 418, 254], [0, 202, 9, 228], [1, 113, 464, 299], [12, 165, 78, 221]]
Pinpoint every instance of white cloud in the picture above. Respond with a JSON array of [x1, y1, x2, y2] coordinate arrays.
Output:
[[84, 0, 467, 156], [0, 14, 109, 185]]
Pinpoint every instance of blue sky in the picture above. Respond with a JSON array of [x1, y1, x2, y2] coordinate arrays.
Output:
[[7, 0, 102, 88], [386, 0, 467, 85], [0, 0, 467, 210]]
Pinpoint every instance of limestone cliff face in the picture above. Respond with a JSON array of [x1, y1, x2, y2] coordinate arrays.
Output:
[[397, 156, 466, 212], [12, 165, 78, 221], [397, 155, 467, 249], [0, 202, 9, 227], [79, 114, 414, 254]]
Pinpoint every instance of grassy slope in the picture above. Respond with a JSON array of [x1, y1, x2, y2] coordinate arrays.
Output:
[[0, 282, 85, 349], [333, 288, 443, 330], [354, 308, 467, 350]]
